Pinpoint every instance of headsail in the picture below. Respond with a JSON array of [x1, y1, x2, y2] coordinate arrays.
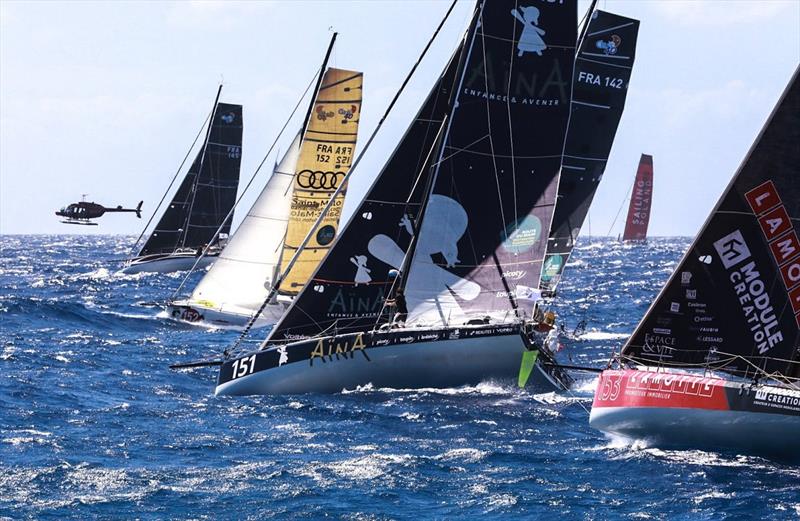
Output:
[[621, 154, 653, 242], [621, 67, 800, 379], [266, 41, 467, 342], [541, 10, 640, 291], [403, 0, 577, 325], [277, 68, 364, 295], [185, 135, 301, 315], [139, 102, 243, 256]]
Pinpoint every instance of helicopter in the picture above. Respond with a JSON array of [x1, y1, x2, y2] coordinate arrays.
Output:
[[56, 195, 143, 225]]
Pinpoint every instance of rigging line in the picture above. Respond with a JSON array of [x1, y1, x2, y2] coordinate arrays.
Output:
[[130, 109, 212, 255], [478, 10, 507, 245], [169, 70, 319, 300], [179, 84, 224, 251], [606, 175, 634, 237], [225, 0, 462, 356], [507, 0, 520, 228]]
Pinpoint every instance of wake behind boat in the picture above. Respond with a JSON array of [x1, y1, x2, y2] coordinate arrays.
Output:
[[168, 37, 364, 329], [210, 0, 581, 396], [590, 66, 800, 460], [123, 86, 243, 274]]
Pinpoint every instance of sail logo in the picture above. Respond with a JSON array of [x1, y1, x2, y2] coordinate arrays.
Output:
[[221, 112, 236, 124], [511, 6, 547, 57], [715, 230, 784, 354], [744, 180, 800, 325], [595, 35, 622, 55], [713, 230, 752, 269]]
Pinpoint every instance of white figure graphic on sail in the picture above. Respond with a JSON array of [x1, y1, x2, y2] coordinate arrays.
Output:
[[511, 6, 547, 57], [277, 345, 288, 366], [350, 255, 372, 286], [367, 195, 480, 325]]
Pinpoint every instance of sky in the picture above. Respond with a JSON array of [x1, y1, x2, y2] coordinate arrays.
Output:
[[1, 0, 798, 237]]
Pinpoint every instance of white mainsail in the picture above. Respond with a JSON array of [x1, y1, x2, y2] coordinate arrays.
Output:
[[184, 134, 302, 318]]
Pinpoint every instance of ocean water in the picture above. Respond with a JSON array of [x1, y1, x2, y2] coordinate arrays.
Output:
[[1, 235, 798, 520]]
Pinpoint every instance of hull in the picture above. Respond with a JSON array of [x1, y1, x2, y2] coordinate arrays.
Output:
[[215, 324, 570, 396], [166, 299, 287, 329], [121, 253, 218, 274], [590, 369, 800, 460]]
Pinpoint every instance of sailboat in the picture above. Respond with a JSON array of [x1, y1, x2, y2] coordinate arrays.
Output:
[[590, 67, 800, 459], [620, 153, 653, 242], [123, 87, 243, 274], [168, 39, 364, 328], [212, 0, 579, 396], [541, 9, 640, 293]]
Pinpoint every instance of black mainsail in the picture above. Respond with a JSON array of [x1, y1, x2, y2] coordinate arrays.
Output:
[[267, 0, 576, 341], [541, 10, 640, 291], [138, 101, 243, 257], [621, 66, 800, 379]]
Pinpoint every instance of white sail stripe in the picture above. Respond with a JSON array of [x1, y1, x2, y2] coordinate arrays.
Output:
[[587, 21, 636, 37], [573, 100, 611, 110], [577, 56, 633, 70], [563, 154, 607, 162], [478, 30, 574, 50], [207, 141, 242, 147], [442, 144, 562, 160], [244, 214, 290, 222], [580, 51, 631, 61], [562, 164, 586, 171]]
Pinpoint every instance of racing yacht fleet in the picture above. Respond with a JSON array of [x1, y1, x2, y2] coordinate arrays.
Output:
[[100, 1, 797, 460]]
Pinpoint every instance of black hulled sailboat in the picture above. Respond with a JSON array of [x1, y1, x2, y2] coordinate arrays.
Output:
[[214, 0, 578, 396], [590, 66, 800, 460], [124, 87, 243, 274]]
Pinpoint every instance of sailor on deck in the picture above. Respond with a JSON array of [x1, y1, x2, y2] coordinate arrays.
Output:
[[386, 287, 408, 327]]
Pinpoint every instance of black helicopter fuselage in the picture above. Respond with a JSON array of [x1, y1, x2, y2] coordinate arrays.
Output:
[[56, 201, 142, 224]]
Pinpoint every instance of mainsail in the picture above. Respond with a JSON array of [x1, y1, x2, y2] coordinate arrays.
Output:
[[403, 0, 577, 325], [277, 68, 364, 295], [266, 42, 467, 342], [139, 102, 243, 256], [541, 10, 640, 291], [621, 67, 800, 379], [621, 154, 653, 242], [184, 135, 301, 315]]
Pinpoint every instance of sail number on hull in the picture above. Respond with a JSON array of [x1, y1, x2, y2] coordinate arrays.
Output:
[[231, 354, 257, 379]]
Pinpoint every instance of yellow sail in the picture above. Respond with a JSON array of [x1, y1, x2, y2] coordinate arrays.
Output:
[[279, 67, 363, 295]]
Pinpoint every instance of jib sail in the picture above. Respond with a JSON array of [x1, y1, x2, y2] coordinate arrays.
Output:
[[621, 67, 800, 379], [541, 10, 640, 291], [277, 68, 364, 296], [186, 135, 301, 314], [139, 101, 243, 256], [621, 154, 653, 242]]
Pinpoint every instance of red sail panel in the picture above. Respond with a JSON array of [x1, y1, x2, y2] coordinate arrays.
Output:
[[622, 154, 653, 241]]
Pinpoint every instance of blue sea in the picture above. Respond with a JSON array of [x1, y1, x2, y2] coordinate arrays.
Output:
[[1, 235, 798, 520]]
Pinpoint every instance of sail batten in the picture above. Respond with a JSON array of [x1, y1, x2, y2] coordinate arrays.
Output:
[[621, 66, 800, 379], [541, 10, 640, 291]]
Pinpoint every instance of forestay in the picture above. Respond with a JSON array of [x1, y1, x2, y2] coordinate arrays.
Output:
[[622, 67, 800, 379], [139, 103, 243, 256], [542, 10, 640, 291], [186, 135, 301, 315]]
